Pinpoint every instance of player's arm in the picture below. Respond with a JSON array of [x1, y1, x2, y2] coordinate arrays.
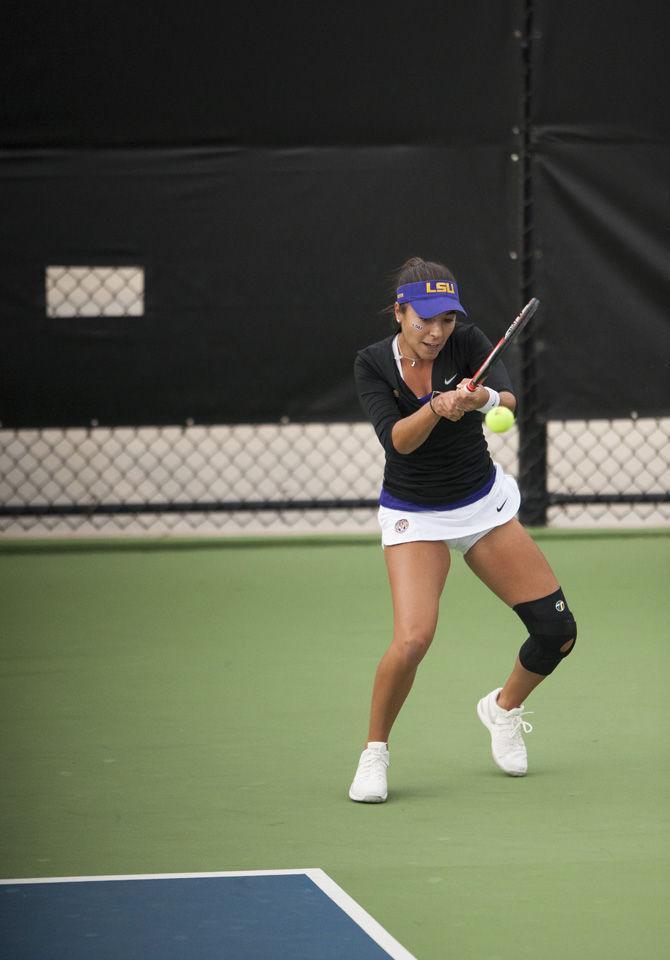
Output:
[[354, 354, 412, 455], [391, 392, 464, 455]]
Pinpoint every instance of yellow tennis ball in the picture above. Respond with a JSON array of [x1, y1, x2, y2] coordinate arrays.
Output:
[[485, 406, 515, 433]]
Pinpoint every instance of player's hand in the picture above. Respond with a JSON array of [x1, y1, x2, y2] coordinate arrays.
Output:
[[431, 390, 465, 421], [455, 378, 488, 411]]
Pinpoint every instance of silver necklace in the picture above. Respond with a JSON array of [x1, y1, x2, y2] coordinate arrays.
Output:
[[397, 337, 419, 367]]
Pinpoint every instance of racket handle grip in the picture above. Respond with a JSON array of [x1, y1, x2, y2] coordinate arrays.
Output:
[[466, 379, 480, 393]]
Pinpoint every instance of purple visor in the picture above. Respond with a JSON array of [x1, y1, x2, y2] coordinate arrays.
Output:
[[396, 280, 467, 319]]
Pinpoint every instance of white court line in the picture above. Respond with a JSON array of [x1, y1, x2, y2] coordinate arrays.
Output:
[[0, 868, 417, 960], [306, 868, 417, 960]]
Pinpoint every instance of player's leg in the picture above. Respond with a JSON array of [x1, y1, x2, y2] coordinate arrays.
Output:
[[349, 540, 450, 802], [368, 539, 451, 742], [465, 517, 575, 706], [465, 518, 577, 775]]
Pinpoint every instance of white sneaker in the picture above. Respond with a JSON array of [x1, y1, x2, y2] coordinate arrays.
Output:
[[477, 687, 533, 776], [348, 742, 389, 802]]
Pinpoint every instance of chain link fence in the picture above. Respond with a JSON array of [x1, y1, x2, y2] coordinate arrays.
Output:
[[1, 416, 668, 538], [46, 266, 144, 318]]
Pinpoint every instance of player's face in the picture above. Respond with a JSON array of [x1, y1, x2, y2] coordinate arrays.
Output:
[[396, 303, 457, 361]]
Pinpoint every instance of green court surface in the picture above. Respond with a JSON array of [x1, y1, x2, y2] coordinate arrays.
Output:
[[1, 531, 669, 959]]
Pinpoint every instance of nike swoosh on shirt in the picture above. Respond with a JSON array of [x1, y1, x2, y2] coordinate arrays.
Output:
[[444, 373, 457, 385], [496, 499, 508, 513]]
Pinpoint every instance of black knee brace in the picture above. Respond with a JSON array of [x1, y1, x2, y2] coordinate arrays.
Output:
[[514, 588, 577, 676]]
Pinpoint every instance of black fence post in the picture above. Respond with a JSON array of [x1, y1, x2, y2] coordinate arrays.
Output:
[[517, 0, 548, 527]]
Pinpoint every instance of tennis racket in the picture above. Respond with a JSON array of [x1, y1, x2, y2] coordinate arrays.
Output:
[[465, 297, 540, 392]]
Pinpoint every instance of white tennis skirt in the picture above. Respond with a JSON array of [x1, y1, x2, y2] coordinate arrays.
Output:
[[378, 463, 520, 553]]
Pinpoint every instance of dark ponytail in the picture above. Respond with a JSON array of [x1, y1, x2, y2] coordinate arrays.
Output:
[[395, 257, 456, 287]]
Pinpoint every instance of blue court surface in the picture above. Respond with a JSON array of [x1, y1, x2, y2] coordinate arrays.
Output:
[[0, 869, 416, 960]]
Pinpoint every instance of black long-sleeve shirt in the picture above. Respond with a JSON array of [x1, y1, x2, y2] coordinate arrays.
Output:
[[354, 324, 514, 505]]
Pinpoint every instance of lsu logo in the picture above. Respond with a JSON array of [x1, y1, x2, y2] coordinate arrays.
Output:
[[426, 281, 455, 295]]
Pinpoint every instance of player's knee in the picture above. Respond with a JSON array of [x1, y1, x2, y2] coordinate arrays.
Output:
[[514, 588, 577, 676], [396, 628, 434, 668]]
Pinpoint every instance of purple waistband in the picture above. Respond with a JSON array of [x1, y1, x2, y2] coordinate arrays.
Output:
[[380, 468, 496, 513]]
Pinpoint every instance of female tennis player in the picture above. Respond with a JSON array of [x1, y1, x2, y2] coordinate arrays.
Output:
[[349, 257, 577, 802]]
